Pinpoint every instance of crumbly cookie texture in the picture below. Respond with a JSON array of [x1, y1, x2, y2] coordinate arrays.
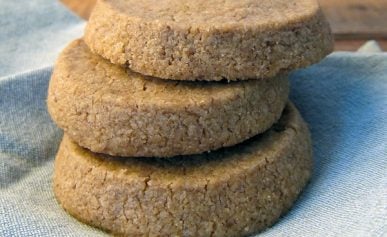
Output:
[[54, 102, 313, 237], [47, 39, 289, 157], [84, 0, 333, 81]]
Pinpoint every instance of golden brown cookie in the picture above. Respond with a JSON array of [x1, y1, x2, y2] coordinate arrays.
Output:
[[53, 102, 312, 237], [47, 39, 289, 157], [85, 0, 333, 81]]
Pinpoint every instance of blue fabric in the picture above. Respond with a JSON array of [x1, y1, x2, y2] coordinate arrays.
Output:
[[0, 1, 386, 236], [0, 0, 85, 78]]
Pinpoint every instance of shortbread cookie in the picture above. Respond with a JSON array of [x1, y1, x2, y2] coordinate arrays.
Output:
[[85, 0, 333, 81], [54, 102, 313, 237], [47, 40, 289, 157]]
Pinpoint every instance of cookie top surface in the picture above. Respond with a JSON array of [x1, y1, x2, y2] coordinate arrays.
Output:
[[107, 0, 318, 29], [63, 102, 305, 183]]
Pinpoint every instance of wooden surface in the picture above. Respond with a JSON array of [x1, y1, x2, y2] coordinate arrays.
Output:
[[61, 0, 387, 51], [62, 0, 96, 19], [320, 0, 387, 39]]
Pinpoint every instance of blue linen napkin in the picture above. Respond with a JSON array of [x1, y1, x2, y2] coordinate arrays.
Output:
[[0, 0, 85, 78], [0, 1, 386, 236]]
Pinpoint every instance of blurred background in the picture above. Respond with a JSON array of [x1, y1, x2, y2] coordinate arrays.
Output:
[[61, 0, 387, 51]]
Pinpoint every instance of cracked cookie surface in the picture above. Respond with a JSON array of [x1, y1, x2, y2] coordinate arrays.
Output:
[[53, 102, 312, 237], [85, 0, 333, 81], [47, 39, 289, 157]]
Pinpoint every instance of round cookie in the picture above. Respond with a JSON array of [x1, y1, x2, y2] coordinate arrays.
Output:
[[47, 39, 289, 157], [54, 102, 313, 237], [84, 0, 333, 81]]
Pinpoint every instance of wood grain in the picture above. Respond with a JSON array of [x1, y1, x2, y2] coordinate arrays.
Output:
[[60, 0, 387, 51], [61, 0, 96, 19], [334, 39, 387, 51], [320, 0, 387, 39]]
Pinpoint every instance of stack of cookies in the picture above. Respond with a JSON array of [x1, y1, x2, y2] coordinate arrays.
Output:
[[48, 0, 333, 236]]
